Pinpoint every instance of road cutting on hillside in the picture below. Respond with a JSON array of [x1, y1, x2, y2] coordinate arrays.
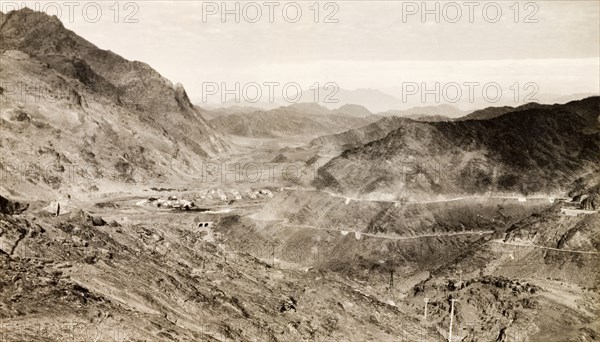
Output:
[[276, 222, 494, 241]]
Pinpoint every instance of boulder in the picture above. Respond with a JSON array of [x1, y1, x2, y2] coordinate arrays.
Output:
[[580, 193, 599, 211], [0, 195, 29, 215], [91, 216, 107, 226]]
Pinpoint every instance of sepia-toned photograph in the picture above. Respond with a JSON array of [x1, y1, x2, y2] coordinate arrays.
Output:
[[0, 1, 599, 341]]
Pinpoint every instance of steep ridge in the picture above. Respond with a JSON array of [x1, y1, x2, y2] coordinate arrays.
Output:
[[0, 9, 228, 198], [398, 114, 450, 122], [316, 97, 600, 198], [456, 102, 544, 121]]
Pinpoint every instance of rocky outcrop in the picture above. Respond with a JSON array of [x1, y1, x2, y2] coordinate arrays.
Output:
[[580, 190, 600, 210], [0, 195, 28, 215]]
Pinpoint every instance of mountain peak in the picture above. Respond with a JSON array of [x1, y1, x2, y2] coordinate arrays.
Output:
[[335, 104, 372, 117], [1, 7, 64, 30], [286, 102, 331, 114]]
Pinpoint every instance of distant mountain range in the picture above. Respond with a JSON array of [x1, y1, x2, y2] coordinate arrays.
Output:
[[209, 103, 378, 138], [379, 104, 465, 118], [298, 87, 405, 113], [196, 87, 403, 113], [198, 87, 598, 116]]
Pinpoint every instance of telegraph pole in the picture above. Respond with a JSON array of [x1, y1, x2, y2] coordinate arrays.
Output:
[[448, 299, 457, 342], [271, 242, 275, 266]]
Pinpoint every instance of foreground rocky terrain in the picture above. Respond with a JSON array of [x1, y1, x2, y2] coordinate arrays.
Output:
[[2, 184, 598, 341], [1, 195, 437, 341]]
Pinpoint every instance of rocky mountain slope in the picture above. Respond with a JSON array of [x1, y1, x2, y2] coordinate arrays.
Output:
[[316, 97, 600, 198], [0, 9, 227, 199], [222, 188, 599, 341], [309, 116, 409, 150], [309, 114, 451, 152], [210, 104, 379, 138], [0, 203, 434, 341]]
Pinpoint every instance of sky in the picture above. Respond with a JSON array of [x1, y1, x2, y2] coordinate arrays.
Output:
[[4, 0, 600, 108]]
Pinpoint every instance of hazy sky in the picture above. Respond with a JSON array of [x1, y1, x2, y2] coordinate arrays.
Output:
[[7, 1, 600, 104]]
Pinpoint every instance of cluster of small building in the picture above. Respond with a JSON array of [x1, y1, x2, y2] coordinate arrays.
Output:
[[150, 196, 195, 209], [194, 188, 273, 202], [136, 188, 275, 209]]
